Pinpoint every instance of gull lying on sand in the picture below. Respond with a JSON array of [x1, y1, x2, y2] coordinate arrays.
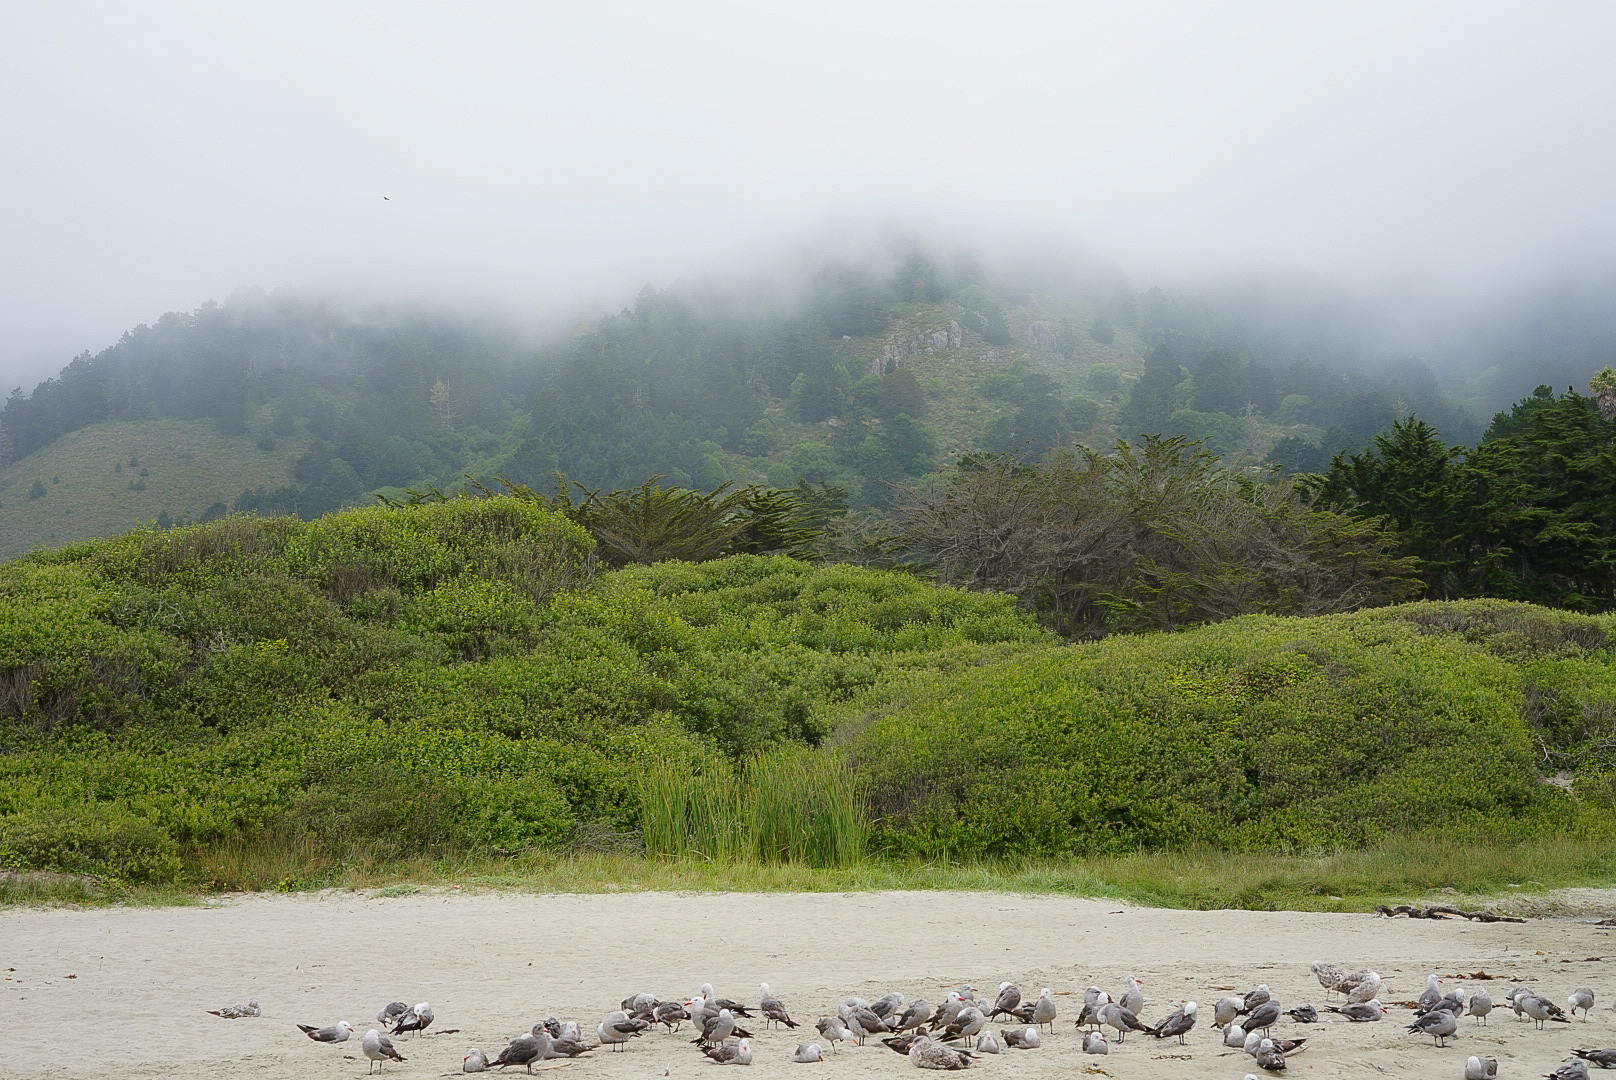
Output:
[[463, 1047, 488, 1072], [791, 1043, 824, 1062], [1464, 1056, 1498, 1080], [703, 1038, 753, 1065], [297, 1020, 354, 1043], [207, 998, 260, 1019]]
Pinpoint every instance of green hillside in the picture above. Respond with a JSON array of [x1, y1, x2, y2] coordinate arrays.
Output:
[[2, 499, 1611, 891], [0, 419, 310, 558]]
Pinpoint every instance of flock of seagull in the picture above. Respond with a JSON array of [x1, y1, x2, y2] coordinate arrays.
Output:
[[205, 962, 1616, 1077]]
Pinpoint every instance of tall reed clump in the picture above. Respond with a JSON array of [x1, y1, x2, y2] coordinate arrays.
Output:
[[640, 747, 865, 868]]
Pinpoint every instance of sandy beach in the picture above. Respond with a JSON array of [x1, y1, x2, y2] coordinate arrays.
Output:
[[4, 889, 1614, 1079]]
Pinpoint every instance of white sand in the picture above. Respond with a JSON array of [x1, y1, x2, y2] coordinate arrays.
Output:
[[4, 889, 1614, 1079]]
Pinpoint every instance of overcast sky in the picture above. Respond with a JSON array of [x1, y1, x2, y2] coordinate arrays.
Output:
[[3, 1, 1614, 390]]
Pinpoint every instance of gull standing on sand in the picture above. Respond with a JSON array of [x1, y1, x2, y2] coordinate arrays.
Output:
[[1076, 988, 1111, 1031], [988, 983, 1021, 1020], [1343, 971, 1383, 1004], [845, 1005, 891, 1044], [1151, 1001, 1197, 1044], [1099, 1002, 1152, 1044], [817, 1015, 854, 1052], [1214, 996, 1244, 1030], [1521, 993, 1573, 1028], [704, 1038, 754, 1065], [701, 985, 755, 1017], [1469, 988, 1493, 1024], [937, 1006, 986, 1047], [602, 1009, 649, 1050], [298, 1020, 355, 1043], [362, 1028, 406, 1073], [760, 984, 799, 1029], [392, 1002, 434, 1037], [1408, 1007, 1459, 1047], [1022, 988, 1057, 1032], [894, 999, 934, 1034], [1241, 985, 1271, 1014], [655, 1001, 691, 1032], [492, 1034, 542, 1073], [1570, 987, 1596, 1019], [791, 1043, 824, 1062], [1244, 1000, 1281, 1035], [1464, 1057, 1498, 1080], [1311, 962, 1345, 998], [463, 1047, 488, 1072], [870, 992, 906, 1020], [1419, 976, 1445, 1014], [376, 1002, 409, 1027], [1121, 976, 1146, 1015]]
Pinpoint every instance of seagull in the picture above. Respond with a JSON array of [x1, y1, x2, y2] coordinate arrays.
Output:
[[1418, 976, 1445, 1015], [1342, 971, 1382, 1004], [1021, 988, 1056, 1032], [846, 1005, 891, 1044], [392, 1002, 433, 1037], [1213, 996, 1245, 1029], [1285, 1004, 1317, 1023], [463, 1047, 489, 1072], [971, 1031, 1000, 1054], [362, 1028, 406, 1073], [208, 999, 261, 1019], [603, 1009, 649, 1050], [1254, 1037, 1287, 1072], [1546, 1061, 1592, 1080], [907, 1035, 971, 1070], [791, 1043, 824, 1062], [1571, 1048, 1616, 1068], [655, 1001, 691, 1032], [1099, 1002, 1153, 1044], [1464, 1057, 1498, 1080], [936, 1006, 985, 1047], [880, 1033, 929, 1056], [1150, 1001, 1197, 1044], [816, 1014, 854, 1052], [1076, 989, 1111, 1031], [893, 999, 934, 1034], [760, 984, 799, 1029], [987, 983, 1021, 1020], [1407, 1007, 1459, 1047], [1570, 988, 1597, 1020], [1327, 999, 1386, 1021], [1310, 962, 1345, 998], [691, 1008, 739, 1047], [623, 992, 659, 1014], [870, 992, 906, 1020], [535, 1030, 597, 1059], [1082, 1031, 1108, 1054], [1244, 1000, 1281, 1035], [701, 984, 755, 1018], [703, 1038, 753, 1065], [1241, 985, 1272, 1014], [1121, 975, 1145, 1015], [491, 1034, 542, 1073], [1521, 993, 1573, 1029], [376, 1002, 410, 1026], [1224, 1022, 1248, 1048], [1469, 988, 1493, 1025], [297, 1020, 355, 1043], [999, 1027, 1040, 1049]]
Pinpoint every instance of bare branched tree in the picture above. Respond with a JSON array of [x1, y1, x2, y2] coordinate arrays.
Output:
[[896, 437, 1419, 638]]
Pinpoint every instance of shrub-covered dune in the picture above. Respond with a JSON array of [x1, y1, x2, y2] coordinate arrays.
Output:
[[847, 601, 1616, 857], [2, 498, 1614, 888]]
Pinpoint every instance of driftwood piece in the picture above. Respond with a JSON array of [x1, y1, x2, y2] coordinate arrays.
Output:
[[1375, 904, 1526, 923]]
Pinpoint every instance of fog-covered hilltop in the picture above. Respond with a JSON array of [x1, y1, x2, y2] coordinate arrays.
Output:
[[4, 243, 1575, 556]]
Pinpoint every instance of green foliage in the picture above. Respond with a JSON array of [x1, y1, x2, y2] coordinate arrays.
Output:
[[0, 505, 1049, 882], [847, 599, 1596, 858]]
